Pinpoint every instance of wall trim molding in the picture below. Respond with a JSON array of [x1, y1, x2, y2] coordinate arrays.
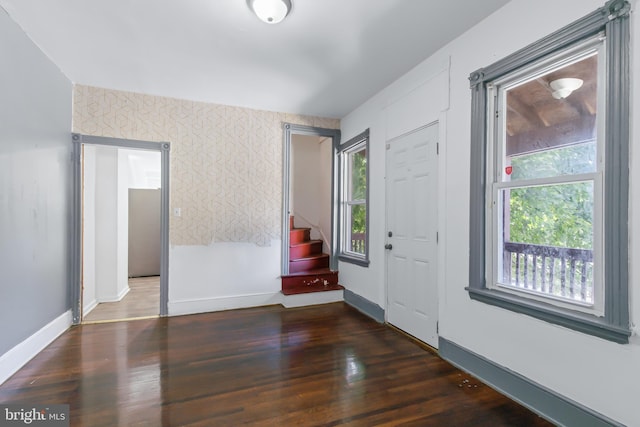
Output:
[[343, 289, 385, 323], [0, 310, 72, 386], [168, 293, 282, 316], [438, 337, 623, 427]]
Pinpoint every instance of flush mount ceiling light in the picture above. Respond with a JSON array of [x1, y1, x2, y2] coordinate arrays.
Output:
[[248, 0, 291, 24], [549, 77, 583, 99]]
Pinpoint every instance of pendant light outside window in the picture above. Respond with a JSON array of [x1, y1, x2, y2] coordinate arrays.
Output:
[[248, 0, 291, 24], [549, 78, 584, 99]]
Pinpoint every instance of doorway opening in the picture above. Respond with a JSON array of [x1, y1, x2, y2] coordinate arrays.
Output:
[[281, 124, 341, 294], [71, 134, 170, 324]]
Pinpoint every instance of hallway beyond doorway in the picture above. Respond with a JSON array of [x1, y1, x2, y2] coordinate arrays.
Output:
[[83, 276, 159, 323]]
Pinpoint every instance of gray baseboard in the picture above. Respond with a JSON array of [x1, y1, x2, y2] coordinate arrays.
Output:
[[438, 337, 622, 427], [343, 289, 384, 323]]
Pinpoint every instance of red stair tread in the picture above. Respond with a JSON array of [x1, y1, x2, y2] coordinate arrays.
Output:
[[290, 239, 323, 248], [290, 253, 328, 261]]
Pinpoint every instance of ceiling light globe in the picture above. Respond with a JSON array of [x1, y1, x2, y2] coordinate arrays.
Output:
[[251, 0, 290, 24]]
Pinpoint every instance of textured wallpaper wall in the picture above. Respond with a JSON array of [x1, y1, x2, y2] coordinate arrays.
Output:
[[73, 85, 340, 246]]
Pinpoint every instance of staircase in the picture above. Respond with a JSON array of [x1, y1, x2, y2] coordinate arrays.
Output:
[[281, 216, 342, 295]]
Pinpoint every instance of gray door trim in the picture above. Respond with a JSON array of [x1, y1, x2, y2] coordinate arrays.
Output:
[[71, 133, 170, 323], [282, 124, 341, 275]]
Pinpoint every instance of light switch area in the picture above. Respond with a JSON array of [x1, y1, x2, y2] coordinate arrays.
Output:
[[173, 207, 181, 217]]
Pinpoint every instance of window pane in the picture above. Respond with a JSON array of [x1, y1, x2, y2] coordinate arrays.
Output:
[[348, 204, 366, 254], [350, 148, 367, 200], [510, 142, 596, 181], [499, 182, 594, 303], [503, 53, 598, 181]]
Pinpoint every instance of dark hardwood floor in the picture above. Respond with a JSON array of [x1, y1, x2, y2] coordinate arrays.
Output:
[[0, 303, 552, 426]]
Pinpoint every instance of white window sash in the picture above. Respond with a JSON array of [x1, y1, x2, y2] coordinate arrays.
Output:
[[485, 40, 606, 316]]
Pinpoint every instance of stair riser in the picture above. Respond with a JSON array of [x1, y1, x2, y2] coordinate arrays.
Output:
[[289, 257, 329, 273], [290, 229, 310, 245], [282, 273, 339, 290], [282, 284, 343, 296], [290, 241, 323, 260]]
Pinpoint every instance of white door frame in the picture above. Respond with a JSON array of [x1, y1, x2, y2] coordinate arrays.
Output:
[[70, 134, 170, 323]]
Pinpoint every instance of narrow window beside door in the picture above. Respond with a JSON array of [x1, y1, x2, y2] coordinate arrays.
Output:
[[339, 129, 370, 266]]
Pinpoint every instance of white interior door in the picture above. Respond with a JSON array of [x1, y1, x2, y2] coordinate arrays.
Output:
[[386, 123, 439, 348]]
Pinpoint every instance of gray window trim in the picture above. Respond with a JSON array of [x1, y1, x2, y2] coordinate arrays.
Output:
[[338, 129, 370, 267], [467, 0, 631, 344]]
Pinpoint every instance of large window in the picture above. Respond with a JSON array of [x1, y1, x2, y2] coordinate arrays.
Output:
[[490, 39, 604, 315], [468, 0, 630, 343], [339, 129, 369, 266]]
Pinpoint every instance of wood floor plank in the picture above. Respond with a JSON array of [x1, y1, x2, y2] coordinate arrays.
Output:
[[0, 303, 552, 426]]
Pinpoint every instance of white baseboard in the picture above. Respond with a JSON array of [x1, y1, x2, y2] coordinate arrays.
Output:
[[0, 310, 72, 386], [117, 285, 130, 301], [168, 292, 282, 316], [98, 285, 130, 303], [83, 299, 98, 315], [168, 290, 345, 316], [281, 290, 344, 308]]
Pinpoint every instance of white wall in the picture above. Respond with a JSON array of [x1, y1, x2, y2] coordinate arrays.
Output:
[[168, 241, 282, 315], [340, 0, 639, 425], [116, 149, 130, 297], [93, 146, 127, 302], [318, 137, 333, 250], [82, 146, 97, 314]]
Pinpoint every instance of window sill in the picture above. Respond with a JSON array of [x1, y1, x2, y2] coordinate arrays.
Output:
[[339, 254, 370, 268], [466, 287, 630, 344]]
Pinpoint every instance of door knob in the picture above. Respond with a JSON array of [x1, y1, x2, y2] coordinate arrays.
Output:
[[385, 244, 393, 250]]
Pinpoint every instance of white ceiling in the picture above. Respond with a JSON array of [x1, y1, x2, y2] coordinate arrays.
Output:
[[0, 0, 510, 118]]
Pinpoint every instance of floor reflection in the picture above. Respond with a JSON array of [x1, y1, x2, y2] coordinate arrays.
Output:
[[344, 352, 366, 385]]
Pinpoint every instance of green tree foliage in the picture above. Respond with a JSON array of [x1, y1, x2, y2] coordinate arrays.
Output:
[[508, 142, 595, 249], [350, 149, 367, 234]]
